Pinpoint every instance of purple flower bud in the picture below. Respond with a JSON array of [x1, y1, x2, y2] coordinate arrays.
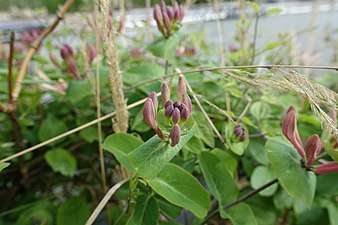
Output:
[[160, 0, 168, 13], [143, 98, 157, 129], [173, 2, 180, 20], [304, 134, 322, 166], [172, 108, 180, 124], [233, 125, 243, 137], [173, 101, 181, 108], [315, 161, 338, 174], [165, 105, 174, 117], [167, 9, 174, 20], [179, 5, 185, 21], [149, 91, 158, 113], [170, 124, 181, 147], [154, 5, 165, 35], [240, 133, 246, 142], [179, 103, 186, 111], [182, 93, 192, 113], [181, 107, 190, 121], [165, 100, 173, 109], [60, 44, 74, 60], [177, 75, 187, 101], [68, 58, 80, 79], [161, 82, 171, 103], [163, 11, 171, 37]]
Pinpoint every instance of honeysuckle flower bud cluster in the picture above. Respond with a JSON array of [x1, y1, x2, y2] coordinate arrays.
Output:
[[282, 106, 338, 174], [153, 0, 184, 38], [60, 44, 80, 79], [143, 75, 192, 147], [233, 125, 246, 142]]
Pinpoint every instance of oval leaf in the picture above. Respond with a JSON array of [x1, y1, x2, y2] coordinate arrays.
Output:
[[45, 149, 77, 177], [146, 163, 210, 218]]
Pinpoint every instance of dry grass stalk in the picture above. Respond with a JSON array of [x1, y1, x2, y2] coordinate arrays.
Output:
[[222, 68, 338, 137], [98, 0, 129, 133]]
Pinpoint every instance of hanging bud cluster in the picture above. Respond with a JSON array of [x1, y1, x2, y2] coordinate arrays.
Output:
[[233, 125, 246, 142], [282, 106, 338, 174], [153, 1, 184, 38], [20, 29, 41, 48], [143, 75, 192, 147], [60, 44, 80, 79]]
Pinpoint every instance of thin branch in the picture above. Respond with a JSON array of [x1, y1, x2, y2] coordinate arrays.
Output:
[[10, 0, 75, 107], [8, 32, 15, 105], [0, 96, 148, 163], [250, 13, 259, 65], [85, 179, 128, 225], [200, 178, 278, 225]]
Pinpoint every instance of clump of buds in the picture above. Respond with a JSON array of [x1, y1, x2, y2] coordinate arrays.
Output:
[[59, 44, 80, 79], [143, 75, 192, 147], [282, 106, 338, 174], [153, 0, 184, 38], [20, 29, 41, 48], [233, 125, 246, 142]]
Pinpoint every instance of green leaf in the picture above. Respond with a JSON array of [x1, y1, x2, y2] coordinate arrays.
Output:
[[220, 203, 258, 225], [199, 152, 238, 206], [266, 137, 316, 207], [147, 32, 184, 60], [211, 148, 237, 174], [127, 118, 196, 179], [250, 102, 270, 121], [157, 196, 182, 218], [103, 133, 144, 172], [38, 115, 68, 144], [147, 163, 210, 218], [45, 149, 77, 177], [194, 113, 215, 148], [250, 2, 260, 13], [183, 136, 204, 154], [0, 162, 10, 172], [327, 201, 338, 225], [66, 79, 93, 105], [266, 8, 282, 15], [126, 195, 159, 225], [79, 127, 98, 143], [56, 197, 90, 225], [251, 166, 278, 197], [13, 201, 54, 225]]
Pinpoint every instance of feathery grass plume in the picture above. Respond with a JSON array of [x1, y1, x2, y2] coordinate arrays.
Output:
[[98, 0, 129, 133], [222, 68, 337, 137]]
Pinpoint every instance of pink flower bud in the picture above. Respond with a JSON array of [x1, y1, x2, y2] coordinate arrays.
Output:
[[143, 98, 157, 129], [162, 11, 171, 37], [182, 93, 192, 113], [165, 100, 173, 109], [173, 2, 180, 20], [305, 134, 322, 166], [181, 106, 190, 121], [60, 44, 74, 60], [167, 9, 174, 20], [161, 82, 171, 103], [282, 106, 306, 159], [149, 91, 158, 113], [170, 124, 181, 147], [154, 4, 165, 35], [314, 161, 338, 174], [177, 75, 187, 101], [179, 5, 185, 21], [173, 101, 181, 108], [68, 58, 80, 79], [233, 125, 244, 138], [172, 108, 180, 124], [165, 105, 174, 117]]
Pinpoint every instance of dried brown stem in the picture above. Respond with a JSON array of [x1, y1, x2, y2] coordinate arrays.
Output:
[[9, 0, 75, 110]]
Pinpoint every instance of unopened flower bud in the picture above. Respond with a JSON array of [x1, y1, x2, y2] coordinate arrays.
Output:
[[167, 8, 174, 20], [173, 2, 180, 20], [172, 108, 180, 124], [305, 134, 322, 166], [149, 92, 158, 113], [143, 98, 157, 129], [179, 103, 186, 111], [165, 100, 173, 109], [233, 125, 243, 137], [170, 124, 181, 147], [182, 93, 192, 113], [87, 43, 96, 64], [173, 101, 181, 108], [181, 107, 190, 121], [161, 82, 171, 103], [179, 5, 185, 21], [240, 133, 246, 142], [154, 4, 165, 35], [68, 58, 80, 79], [177, 75, 187, 101], [163, 11, 171, 37], [60, 44, 74, 60], [315, 161, 338, 174], [165, 105, 174, 117], [282, 106, 306, 159]]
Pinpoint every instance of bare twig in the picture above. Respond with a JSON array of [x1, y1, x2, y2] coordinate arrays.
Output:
[[250, 13, 259, 65], [8, 32, 15, 105], [10, 0, 75, 108], [85, 179, 128, 225]]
